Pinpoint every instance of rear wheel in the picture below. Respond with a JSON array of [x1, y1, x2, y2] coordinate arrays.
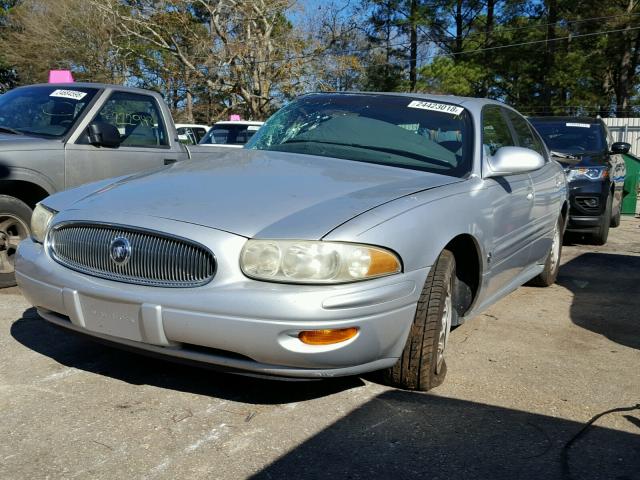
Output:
[[0, 195, 32, 288], [590, 194, 611, 245], [382, 250, 456, 391], [529, 216, 562, 287]]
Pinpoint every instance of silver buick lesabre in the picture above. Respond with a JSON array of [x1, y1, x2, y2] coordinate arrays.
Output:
[[16, 93, 567, 391]]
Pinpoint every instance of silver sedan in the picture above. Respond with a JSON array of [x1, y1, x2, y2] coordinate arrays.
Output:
[[16, 93, 567, 391]]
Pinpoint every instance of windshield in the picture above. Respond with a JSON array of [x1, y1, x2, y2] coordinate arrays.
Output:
[[246, 94, 473, 177], [0, 86, 98, 138], [529, 120, 606, 155], [200, 124, 261, 145]]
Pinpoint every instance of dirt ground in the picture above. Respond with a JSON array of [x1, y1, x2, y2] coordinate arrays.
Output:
[[1, 218, 638, 480]]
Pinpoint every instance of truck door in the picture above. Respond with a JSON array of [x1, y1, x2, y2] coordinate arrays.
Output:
[[64, 90, 181, 188]]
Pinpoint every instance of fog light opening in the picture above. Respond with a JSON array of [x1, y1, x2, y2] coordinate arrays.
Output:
[[298, 327, 359, 345]]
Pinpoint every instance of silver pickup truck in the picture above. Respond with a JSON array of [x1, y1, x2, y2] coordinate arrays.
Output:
[[0, 82, 196, 286]]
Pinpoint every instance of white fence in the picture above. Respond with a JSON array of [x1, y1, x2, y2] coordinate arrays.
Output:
[[603, 117, 640, 157]]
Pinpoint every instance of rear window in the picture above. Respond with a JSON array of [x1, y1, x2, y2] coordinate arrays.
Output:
[[200, 124, 260, 145], [529, 120, 605, 154]]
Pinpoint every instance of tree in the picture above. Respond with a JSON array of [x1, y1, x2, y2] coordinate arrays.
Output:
[[93, 0, 308, 119], [0, 0, 126, 85]]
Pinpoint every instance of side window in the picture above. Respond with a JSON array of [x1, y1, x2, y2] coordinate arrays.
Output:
[[193, 128, 207, 142], [91, 92, 168, 147], [506, 110, 545, 156], [482, 105, 515, 156]]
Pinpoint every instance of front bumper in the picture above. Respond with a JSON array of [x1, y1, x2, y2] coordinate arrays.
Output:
[[16, 235, 426, 379], [565, 179, 608, 233]]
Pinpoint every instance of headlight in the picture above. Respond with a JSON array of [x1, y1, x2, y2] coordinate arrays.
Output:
[[566, 167, 608, 182], [30, 204, 57, 243], [240, 240, 402, 284]]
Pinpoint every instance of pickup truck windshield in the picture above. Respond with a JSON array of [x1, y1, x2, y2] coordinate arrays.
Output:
[[530, 120, 605, 155], [0, 86, 98, 138], [246, 94, 473, 177]]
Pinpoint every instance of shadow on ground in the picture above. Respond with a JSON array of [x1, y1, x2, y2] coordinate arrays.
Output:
[[10, 307, 363, 404], [252, 390, 640, 480], [557, 252, 640, 350]]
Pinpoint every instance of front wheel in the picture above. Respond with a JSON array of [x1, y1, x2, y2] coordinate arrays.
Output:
[[0, 195, 32, 288], [382, 250, 456, 391], [610, 202, 621, 228], [591, 194, 612, 245]]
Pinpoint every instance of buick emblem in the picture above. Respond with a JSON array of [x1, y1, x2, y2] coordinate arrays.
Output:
[[109, 237, 132, 265]]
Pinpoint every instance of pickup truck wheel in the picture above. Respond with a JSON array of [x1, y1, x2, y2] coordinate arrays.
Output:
[[591, 194, 611, 245], [0, 195, 32, 288], [529, 216, 562, 287], [382, 249, 456, 391]]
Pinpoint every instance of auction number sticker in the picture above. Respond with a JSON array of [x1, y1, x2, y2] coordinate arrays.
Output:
[[565, 122, 591, 128], [408, 100, 464, 115], [50, 89, 87, 101]]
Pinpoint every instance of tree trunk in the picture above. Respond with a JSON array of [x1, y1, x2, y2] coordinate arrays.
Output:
[[542, 0, 558, 115], [615, 0, 640, 116], [454, 0, 463, 55], [409, 0, 418, 92], [480, 0, 495, 96]]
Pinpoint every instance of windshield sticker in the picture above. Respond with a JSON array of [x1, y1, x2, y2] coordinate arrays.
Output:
[[49, 89, 87, 101], [408, 100, 464, 115], [566, 122, 591, 128]]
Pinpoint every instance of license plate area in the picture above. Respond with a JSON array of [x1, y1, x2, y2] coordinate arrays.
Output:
[[80, 295, 143, 342]]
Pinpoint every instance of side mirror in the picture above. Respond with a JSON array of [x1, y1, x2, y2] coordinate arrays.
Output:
[[610, 142, 631, 154], [88, 121, 121, 148], [484, 146, 545, 178]]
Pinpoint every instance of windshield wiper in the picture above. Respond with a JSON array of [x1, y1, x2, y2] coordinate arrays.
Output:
[[280, 139, 452, 168], [0, 126, 24, 135], [550, 150, 578, 160]]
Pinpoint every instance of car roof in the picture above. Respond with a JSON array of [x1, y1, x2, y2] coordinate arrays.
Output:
[[175, 123, 210, 129], [300, 91, 509, 112], [528, 116, 602, 124], [213, 121, 264, 126], [18, 82, 162, 96]]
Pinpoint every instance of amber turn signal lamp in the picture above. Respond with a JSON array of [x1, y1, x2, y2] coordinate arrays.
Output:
[[298, 327, 359, 345]]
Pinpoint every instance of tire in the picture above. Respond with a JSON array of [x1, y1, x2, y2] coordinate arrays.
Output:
[[529, 216, 563, 287], [382, 250, 456, 392], [590, 194, 611, 245], [610, 202, 621, 228], [0, 195, 32, 288]]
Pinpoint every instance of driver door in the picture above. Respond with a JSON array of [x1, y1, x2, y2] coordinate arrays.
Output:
[[64, 91, 173, 188], [481, 106, 536, 300]]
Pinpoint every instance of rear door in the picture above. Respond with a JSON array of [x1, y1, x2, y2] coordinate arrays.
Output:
[[64, 90, 179, 188], [505, 109, 563, 264]]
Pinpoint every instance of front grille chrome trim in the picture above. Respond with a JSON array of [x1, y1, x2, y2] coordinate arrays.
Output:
[[47, 222, 216, 288]]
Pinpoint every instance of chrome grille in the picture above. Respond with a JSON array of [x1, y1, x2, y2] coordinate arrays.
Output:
[[48, 223, 216, 287]]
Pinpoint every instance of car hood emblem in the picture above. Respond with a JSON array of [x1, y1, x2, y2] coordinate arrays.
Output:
[[110, 236, 132, 265]]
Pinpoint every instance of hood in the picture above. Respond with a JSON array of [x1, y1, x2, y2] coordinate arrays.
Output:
[[0, 133, 62, 151], [58, 149, 461, 239]]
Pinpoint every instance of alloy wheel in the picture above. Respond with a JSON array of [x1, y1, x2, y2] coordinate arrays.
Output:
[[436, 286, 453, 374], [0, 214, 29, 274]]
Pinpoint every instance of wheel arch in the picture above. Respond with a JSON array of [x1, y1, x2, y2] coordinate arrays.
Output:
[[443, 233, 482, 318], [0, 180, 51, 209]]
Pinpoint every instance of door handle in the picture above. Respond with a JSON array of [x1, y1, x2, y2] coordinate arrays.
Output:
[[164, 158, 177, 165]]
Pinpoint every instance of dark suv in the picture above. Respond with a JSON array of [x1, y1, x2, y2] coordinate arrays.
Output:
[[529, 117, 628, 244]]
